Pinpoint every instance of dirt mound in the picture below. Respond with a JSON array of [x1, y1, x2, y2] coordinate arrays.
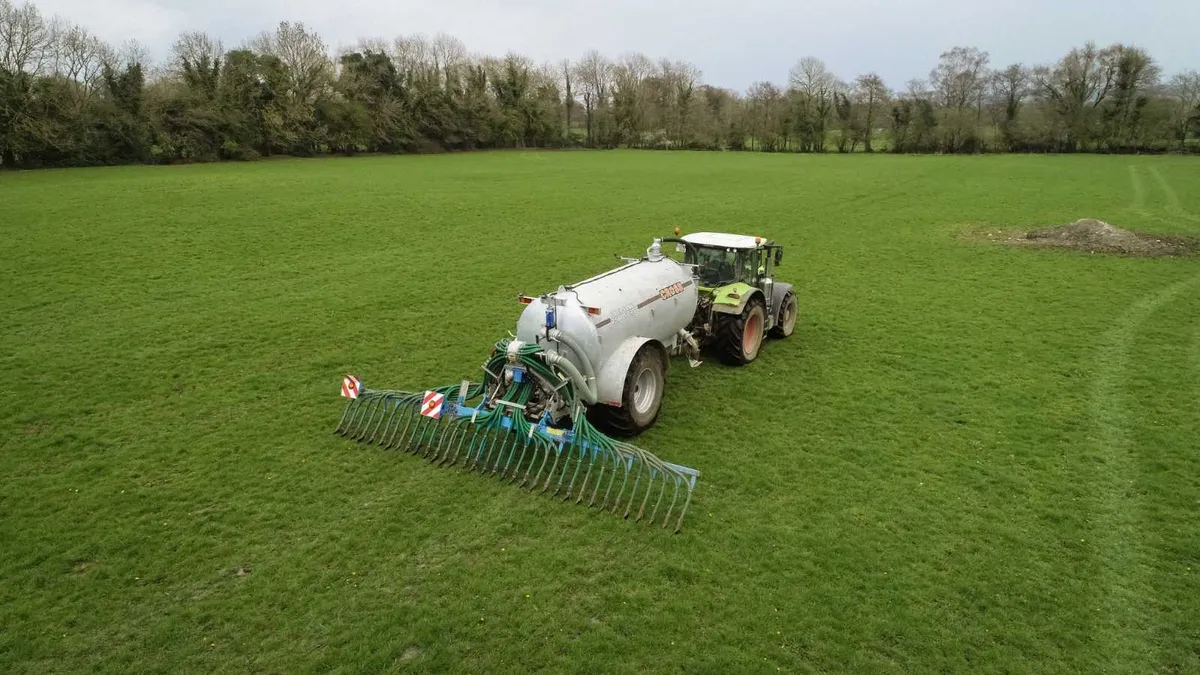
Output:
[[984, 219, 1199, 257]]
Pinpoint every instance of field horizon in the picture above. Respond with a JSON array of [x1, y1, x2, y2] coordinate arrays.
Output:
[[3, 150, 1198, 673]]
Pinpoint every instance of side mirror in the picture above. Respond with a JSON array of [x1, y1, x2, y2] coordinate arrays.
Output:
[[774, 248, 784, 266]]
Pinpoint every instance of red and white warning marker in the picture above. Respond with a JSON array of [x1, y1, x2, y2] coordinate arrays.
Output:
[[341, 375, 362, 399], [420, 390, 445, 419]]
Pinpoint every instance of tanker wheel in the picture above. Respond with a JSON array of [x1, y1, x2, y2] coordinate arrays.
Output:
[[715, 296, 765, 365], [769, 290, 798, 338], [588, 344, 665, 437]]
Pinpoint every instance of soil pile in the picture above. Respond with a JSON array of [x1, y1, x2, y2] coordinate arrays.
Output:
[[988, 219, 1199, 257]]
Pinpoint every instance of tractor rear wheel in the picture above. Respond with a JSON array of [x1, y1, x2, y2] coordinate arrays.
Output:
[[588, 344, 665, 436], [715, 295, 765, 365], [770, 290, 798, 338]]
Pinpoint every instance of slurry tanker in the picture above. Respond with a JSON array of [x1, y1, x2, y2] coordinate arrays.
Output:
[[334, 229, 797, 533]]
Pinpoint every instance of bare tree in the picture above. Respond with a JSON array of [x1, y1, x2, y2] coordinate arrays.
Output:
[[0, 0, 51, 73], [1164, 70, 1200, 148], [928, 46, 990, 151], [888, 79, 938, 152], [43, 21, 104, 82], [1034, 42, 1116, 107], [697, 84, 739, 148], [610, 52, 652, 143], [788, 56, 837, 151], [1097, 45, 1159, 149], [574, 50, 612, 146], [745, 80, 784, 151], [110, 38, 149, 69], [46, 21, 108, 107], [252, 21, 331, 105], [853, 73, 889, 151], [670, 59, 701, 145], [431, 32, 466, 88], [930, 46, 990, 111], [392, 34, 433, 78], [831, 79, 857, 152], [992, 65, 1031, 114], [41, 14, 66, 74], [619, 52, 652, 84], [1032, 41, 1122, 149], [356, 37, 390, 55], [905, 78, 930, 100], [989, 64, 1030, 149], [789, 56, 835, 97], [560, 58, 574, 140], [170, 31, 223, 74]]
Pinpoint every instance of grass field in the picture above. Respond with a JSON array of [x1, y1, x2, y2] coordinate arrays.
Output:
[[3, 150, 1199, 674]]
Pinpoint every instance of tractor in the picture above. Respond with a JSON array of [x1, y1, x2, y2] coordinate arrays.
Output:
[[333, 229, 798, 532], [664, 229, 798, 366]]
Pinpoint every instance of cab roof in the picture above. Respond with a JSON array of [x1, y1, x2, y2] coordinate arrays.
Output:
[[679, 232, 769, 249]]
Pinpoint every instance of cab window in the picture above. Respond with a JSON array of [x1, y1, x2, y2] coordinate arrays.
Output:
[[740, 250, 757, 282], [687, 247, 738, 286]]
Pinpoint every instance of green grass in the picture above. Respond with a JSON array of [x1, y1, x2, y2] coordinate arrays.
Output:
[[3, 150, 1199, 674]]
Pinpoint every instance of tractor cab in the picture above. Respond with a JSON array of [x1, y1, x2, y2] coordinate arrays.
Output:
[[672, 231, 783, 290], [661, 229, 796, 366]]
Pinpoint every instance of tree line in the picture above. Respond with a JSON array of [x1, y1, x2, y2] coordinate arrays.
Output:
[[2, 0, 1199, 169]]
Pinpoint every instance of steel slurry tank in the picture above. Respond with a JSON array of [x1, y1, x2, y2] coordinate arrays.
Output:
[[514, 241, 698, 402]]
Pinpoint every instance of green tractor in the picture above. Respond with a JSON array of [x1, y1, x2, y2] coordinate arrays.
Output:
[[663, 230, 799, 366]]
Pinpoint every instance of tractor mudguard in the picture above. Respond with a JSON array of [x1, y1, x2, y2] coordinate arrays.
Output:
[[770, 282, 794, 323], [710, 283, 763, 316], [595, 336, 669, 407]]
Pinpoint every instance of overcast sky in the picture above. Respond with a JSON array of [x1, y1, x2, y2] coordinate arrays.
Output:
[[28, 0, 1200, 90]]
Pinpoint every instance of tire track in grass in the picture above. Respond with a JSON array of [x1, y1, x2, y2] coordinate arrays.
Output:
[[1192, 322, 1200, 377], [1127, 164, 1187, 231], [1128, 165, 1146, 213], [1125, 164, 1171, 229], [1090, 273, 1200, 671], [1147, 165, 1200, 224]]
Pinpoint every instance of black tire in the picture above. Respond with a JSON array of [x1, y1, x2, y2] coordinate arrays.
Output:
[[587, 344, 666, 437], [770, 290, 798, 338], [714, 295, 766, 365]]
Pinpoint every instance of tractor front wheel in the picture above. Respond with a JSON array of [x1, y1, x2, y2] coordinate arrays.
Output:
[[770, 290, 798, 338], [715, 296, 765, 365]]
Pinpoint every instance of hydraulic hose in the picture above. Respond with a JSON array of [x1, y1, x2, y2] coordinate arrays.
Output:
[[547, 329, 596, 386], [543, 328, 598, 406], [540, 352, 598, 405]]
